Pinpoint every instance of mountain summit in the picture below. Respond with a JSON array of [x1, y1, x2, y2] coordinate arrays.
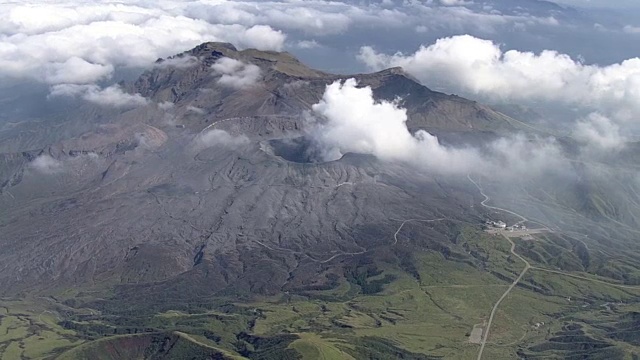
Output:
[[133, 42, 525, 134]]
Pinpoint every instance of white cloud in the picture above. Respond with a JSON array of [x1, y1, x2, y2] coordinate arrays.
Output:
[[306, 79, 568, 177], [28, 152, 103, 176], [186, 105, 205, 114], [193, 129, 250, 151], [158, 101, 174, 110], [155, 55, 199, 69], [50, 84, 149, 108], [44, 57, 114, 84], [184, 2, 353, 36], [307, 79, 482, 174], [238, 25, 286, 50], [439, 0, 472, 6], [0, 0, 576, 92], [623, 25, 640, 34], [573, 113, 626, 151], [181, 0, 560, 38], [0, 2, 285, 86], [403, 5, 558, 35], [358, 35, 640, 123], [30, 155, 63, 174], [487, 134, 567, 178], [295, 40, 321, 49], [283, 80, 310, 90], [211, 57, 261, 89]]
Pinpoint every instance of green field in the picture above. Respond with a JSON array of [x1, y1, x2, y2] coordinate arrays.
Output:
[[288, 333, 355, 359], [0, 300, 83, 360], [3, 226, 640, 359]]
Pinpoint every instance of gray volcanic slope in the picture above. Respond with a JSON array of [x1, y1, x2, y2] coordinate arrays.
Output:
[[0, 43, 526, 301]]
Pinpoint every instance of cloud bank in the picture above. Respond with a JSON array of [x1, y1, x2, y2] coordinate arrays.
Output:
[[307, 78, 480, 174], [306, 79, 566, 177], [0, 2, 285, 86], [358, 35, 640, 124], [1, 0, 637, 97], [50, 84, 149, 108], [1, 0, 620, 89]]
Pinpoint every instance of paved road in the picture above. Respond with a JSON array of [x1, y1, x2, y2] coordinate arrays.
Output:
[[468, 175, 532, 360], [254, 217, 445, 263], [197, 115, 299, 136], [530, 267, 640, 290], [485, 228, 548, 237], [393, 218, 446, 246], [467, 175, 528, 225], [468, 175, 640, 360], [477, 234, 531, 360]]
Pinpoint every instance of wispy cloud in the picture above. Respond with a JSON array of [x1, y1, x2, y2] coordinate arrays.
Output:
[[49, 84, 149, 108], [211, 57, 262, 90], [30, 155, 63, 174], [573, 113, 626, 151]]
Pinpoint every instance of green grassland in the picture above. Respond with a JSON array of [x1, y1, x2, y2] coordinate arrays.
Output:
[[243, 227, 640, 359], [288, 333, 355, 360], [242, 228, 520, 358], [0, 299, 83, 360], [56, 331, 249, 360], [4, 225, 640, 359]]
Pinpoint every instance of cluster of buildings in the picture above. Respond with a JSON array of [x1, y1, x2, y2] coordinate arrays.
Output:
[[484, 220, 527, 232], [508, 224, 527, 231], [485, 220, 506, 229]]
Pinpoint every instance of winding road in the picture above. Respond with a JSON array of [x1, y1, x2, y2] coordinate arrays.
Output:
[[393, 218, 446, 246], [467, 175, 528, 226], [467, 175, 640, 360], [468, 175, 533, 360], [477, 234, 530, 360], [253, 217, 446, 264], [196, 114, 299, 136], [530, 267, 640, 290]]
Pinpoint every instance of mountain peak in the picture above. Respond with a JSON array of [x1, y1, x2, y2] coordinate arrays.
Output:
[[191, 41, 238, 54], [174, 41, 328, 78], [135, 42, 526, 134], [378, 66, 408, 75], [355, 66, 422, 86]]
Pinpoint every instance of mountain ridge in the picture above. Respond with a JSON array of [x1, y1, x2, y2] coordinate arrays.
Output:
[[134, 41, 529, 135]]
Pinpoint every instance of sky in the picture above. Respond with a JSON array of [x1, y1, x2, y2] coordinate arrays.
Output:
[[553, 0, 640, 8]]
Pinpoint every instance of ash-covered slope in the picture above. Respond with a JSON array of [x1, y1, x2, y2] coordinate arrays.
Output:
[[0, 130, 481, 298], [0, 42, 519, 299]]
